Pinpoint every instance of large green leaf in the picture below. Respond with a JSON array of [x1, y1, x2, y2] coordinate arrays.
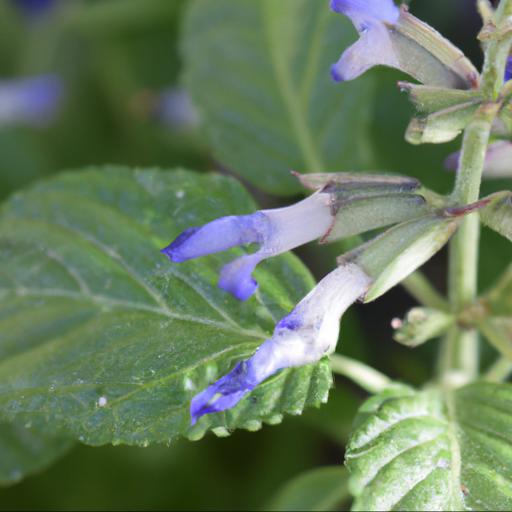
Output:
[[0, 167, 331, 446], [268, 466, 350, 511], [346, 383, 512, 511], [182, 0, 376, 195], [0, 420, 72, 486]]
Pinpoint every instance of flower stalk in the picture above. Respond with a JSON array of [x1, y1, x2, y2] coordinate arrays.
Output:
[[443, 0, 512, 384]]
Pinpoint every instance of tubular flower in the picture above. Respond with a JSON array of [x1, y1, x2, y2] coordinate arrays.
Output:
[[161, 192, 332, 300], [330, 0, 400, 82], [190, 263, 371, 424], [330, 0, 479, 89], [0, 75, 63, 127]]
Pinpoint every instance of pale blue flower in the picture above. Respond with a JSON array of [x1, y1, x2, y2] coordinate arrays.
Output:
[[162, 192, 332, 300], [0, 75, 63, 127], [190, 263, 371, 424], [330, 0, 400, 82]]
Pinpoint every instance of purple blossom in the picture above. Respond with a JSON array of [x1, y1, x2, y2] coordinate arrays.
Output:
[[0, 75, 64, 127], [162, 192, 332, 300], [190, 263, 371, 424], [330, 0, 400, 82]]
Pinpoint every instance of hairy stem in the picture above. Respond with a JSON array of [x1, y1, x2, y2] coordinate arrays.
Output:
[[329, 354, 392, 394], [443, 0, 512, 383]]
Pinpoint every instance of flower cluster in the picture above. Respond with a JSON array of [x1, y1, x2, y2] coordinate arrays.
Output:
[[161, 0, 484, 425]]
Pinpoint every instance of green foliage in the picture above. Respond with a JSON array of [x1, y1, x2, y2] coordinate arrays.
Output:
[[346, 383, 512, 511], [0, 167, 331, 446], [0, 421, 72, 487], [481, 191, 512, 242], [268, 466, 349, 511], [182, 0, 376, 195]]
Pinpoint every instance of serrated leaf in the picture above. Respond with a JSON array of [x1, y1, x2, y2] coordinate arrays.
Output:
[[268, 466, 350, 512], [346, 383, 512, 511], [0, 420, 72, 487], [0, 167, 332, 446], [182, 0, 375, 195]]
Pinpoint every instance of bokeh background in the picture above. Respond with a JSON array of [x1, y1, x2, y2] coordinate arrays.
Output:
[[0, 0, 509, 509]]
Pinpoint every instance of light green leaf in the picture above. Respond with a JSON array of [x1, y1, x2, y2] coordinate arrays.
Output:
[[0, 167, 331, 446], [346, 383, 512, 511], [182, 0, 376, 195], [480, 191, 512, 242], [0, 420, 72, 487], [268, 466, 350, 512]]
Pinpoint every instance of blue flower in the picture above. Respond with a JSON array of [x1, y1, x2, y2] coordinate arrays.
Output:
[[505, 56, 512, 82], [190, 263, 371, 424], [0, 75, 64, 127], [330, 0, 400, 82], [162, 192, 332, 300]]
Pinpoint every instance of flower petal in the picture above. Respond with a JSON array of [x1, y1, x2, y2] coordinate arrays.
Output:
[[162, 192, 332, 300], [331, 23, 399, 82], [330, 0, 399, 29]]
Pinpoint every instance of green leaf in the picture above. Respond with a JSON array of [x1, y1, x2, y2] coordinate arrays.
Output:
[[0, 167, 331, 446], [345, 383, 512, 511], [268, 466, 350, 512], [480, 191, 512, 242], [0, 420, 72, 487], [181, 0, 376, 195]]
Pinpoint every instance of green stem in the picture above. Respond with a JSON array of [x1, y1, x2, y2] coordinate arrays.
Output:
[[402, 272, 449, 311], [484, 357, 512, 382], [329, 354, 392, 394], [442, 0, 512, 383]]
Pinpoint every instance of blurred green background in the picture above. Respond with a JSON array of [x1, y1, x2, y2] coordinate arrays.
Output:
[[0, 0, 509, 510]]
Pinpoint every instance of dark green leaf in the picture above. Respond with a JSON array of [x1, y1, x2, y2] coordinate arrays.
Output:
[[0, 420, 72, 487], [182, 0, 376, 195], [0, 167, 331, 446], [346, 383, 512, 511], [268, 466, 350, 512]]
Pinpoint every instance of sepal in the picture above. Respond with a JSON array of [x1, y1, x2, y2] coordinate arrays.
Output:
[[340, 214, 459, 302], [480, 191, 512, 242], [393, 307, 454, 347], [294, 172, 434, 243], [405, 101, 481, 145], [399, 82, 482, 115], [391, 7, 480, 89]]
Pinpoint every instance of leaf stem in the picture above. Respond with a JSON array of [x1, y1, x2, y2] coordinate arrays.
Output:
[[484, 356, 512, 382], [443, 0, 512, 383], [329, 354, 392, 394], [402, 272, 449, 311]]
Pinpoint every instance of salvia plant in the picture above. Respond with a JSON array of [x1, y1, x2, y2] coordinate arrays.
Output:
[[1, 0, 512, 510]]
